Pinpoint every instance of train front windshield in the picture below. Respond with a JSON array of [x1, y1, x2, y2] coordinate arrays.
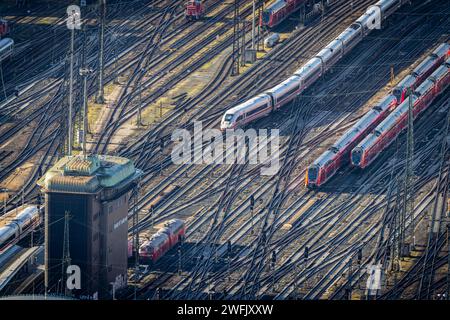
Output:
[[308, 166, 318, 182], [392, 88, 403, 102], [224, 114, 234, 122], [351, 149, 363, 166], [262, 11, 271, 25]]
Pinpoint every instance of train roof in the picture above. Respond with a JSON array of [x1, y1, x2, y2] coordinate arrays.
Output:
[[0, 38, 13, 50], [12, 206, 40, 224], [376, 0, 399, 12], [266, 76, 301, 94], [265, 0, 286, 13], [224, 94, 270, 115], [428, 63, 450, 82], [432, 42, 450, 58], [394, 75, 416, 90], [294, 57, 322, 76], [325, 39, 343, 53], [375, 95, 417, 135], [312, 149, 335, 167], [354, 132, 378, 151], [336, 25, 360, 43], [0, 205, 39, 228], [0, 225, 18, 243], [414, 78, 434, 96], [142, 231, 169, 248], [162, 219, 185, 232]]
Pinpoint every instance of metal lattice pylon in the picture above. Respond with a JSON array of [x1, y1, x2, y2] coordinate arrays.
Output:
[[61, 210, 72, 296], [232, 0, 240, 75]]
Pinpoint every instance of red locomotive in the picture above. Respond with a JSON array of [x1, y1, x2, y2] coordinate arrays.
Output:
[[138, 219, 186, 264], [0, 19, 9, 38], [185, 0, 205, 21], [260, 0, 306, 28], [393, 43, 450, 103], [352, 57, 450, 169]]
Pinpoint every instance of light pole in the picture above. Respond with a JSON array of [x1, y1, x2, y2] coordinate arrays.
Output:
[[68, 9, 78, 156], [96, 0, 106, 104], [252, 0, 256, 50], [80, 67, 93, 157]]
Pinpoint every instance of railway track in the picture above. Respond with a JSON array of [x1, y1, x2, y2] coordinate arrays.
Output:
[[127, 0, 450, 300]]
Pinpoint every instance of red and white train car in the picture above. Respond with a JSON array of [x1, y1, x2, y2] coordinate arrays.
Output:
[[185, 0, 205, 20], [393, 43, 450, 103], [0, 19, 9, 39], [351, 57, 450, 169], [305, 43, 450, 187], [306, 95, 397, 187], [260, 0, 306, 28], [138, 219, 186, 264]]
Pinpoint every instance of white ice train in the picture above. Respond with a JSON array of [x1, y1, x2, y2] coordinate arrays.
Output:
[[220, 0, 405, 131], [0, 205, 42, 254]]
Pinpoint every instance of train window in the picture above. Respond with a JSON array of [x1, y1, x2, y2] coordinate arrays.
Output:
[[224, 114, 234, 122], [374, 130, 382, 137], [350, 23, 360, 30], [308, 167, 318, 180], [262, 11, 271, 24], [305, 68, 320, 82], [246, 104, 268, 117], [392, 88, 402, 101], [236, 115, 244, 122], [278, 86, 299, 102], [352, 150, 362, 165]]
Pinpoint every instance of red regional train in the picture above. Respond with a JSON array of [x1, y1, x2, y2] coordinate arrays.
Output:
[[131, 219, 186, 264], [185, 0, 205, 20], [306, 43, 450, 187], [260, 0, 306, 28], [393, 43, 450, 103], [306, 95, 397, 187], [351, 57, 450, 169], [0, 19, 9, 39]]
